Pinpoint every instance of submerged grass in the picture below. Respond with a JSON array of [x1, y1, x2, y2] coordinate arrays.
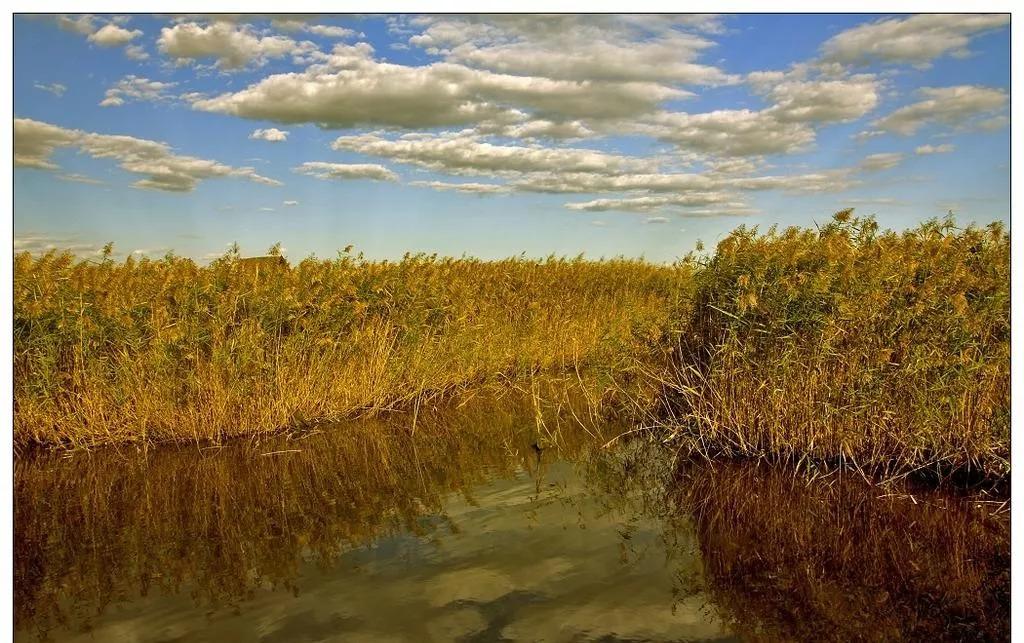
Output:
[[14, 211, 1010, 476]]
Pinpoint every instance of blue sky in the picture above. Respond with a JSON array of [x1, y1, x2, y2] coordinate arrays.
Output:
[[14, 14, 1010, 262]]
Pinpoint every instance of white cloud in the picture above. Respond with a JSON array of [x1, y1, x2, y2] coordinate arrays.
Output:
[[15, 117, 281, 192], [642, 109, 816, 157], [57, 173, 104, 185], [88, 23, 142, 47], [481, 119, 595, 141], [748, 67, 881, 124], [331, 131, 659, 176], [125, 45, 150, 60], [407, 15, 734, 85], [15, 232, 103, 256], [409, 180, 513, 195], [859, 152, 905, 172], [306, 25, 356, 39], [645, 216, 670, 224], [565, 194, 755, 215], [915, 143, 955, 155], [33, 82, 67, 97], [100, 76, 177, 107], [250, 128, 289, 142], [871, 85, 1007, 135], [190, 46, 686, 128], [294, 161, 398, 182], [54, 14, 97, 35], [728, 169, 858, 193], [283, 200, 299, 206], [158, 21, 319, 70], [821, 14, 1009, 66], [511, 171, 713, 194]]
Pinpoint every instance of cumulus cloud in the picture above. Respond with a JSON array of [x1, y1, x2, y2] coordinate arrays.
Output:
[[250, 127, 289, 142], [408, 15, 735, 86], [100, 76, 177, 107], [306, 24, 357, 38], [331, 131, 659, 176], [915, 143, 955, 155], [34, 82, 67, 97], [15, 117, 281, 192], [125, 45, 150, 60], [642, 109, 816, 157], [748, 67, 881, 123], [88, 23, 142, 47], [480, 119, 595, 141], [871, 85, 1007, 135], [189, 44, 686, 129], [270, 17, 359, 38], [294, 161, 398, 182], [859, 152, 905, 172], [409, 180, 513, 195], [51, 14, 145, 58], [54, 14, 97, 35], [158, 20, 319, 69], [821, 14, 1009, 66]]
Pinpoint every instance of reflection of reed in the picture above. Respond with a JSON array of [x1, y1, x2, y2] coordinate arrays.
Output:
[[14, 387, 616, 639], [676, 461, 1009, 642]]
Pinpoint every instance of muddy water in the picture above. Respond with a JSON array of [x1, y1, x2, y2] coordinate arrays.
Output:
[[14, 394, 1009, 642]]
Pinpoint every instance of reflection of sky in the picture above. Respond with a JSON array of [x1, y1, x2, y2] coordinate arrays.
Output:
[[37, 462, 731, 642]]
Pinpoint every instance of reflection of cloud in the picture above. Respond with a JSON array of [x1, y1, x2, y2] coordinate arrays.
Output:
[[427, 567, 515, 606], [425, 608, 487, 640], [26, 460, 730, 642]]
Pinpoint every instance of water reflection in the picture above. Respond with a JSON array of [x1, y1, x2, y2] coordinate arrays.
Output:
[[675, 461, 1010, 642], [15, 391, 1009, 642]]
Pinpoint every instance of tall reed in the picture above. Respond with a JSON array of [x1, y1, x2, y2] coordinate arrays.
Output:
[[662, 211, 1010, 477], [14, 247, 690, 449]]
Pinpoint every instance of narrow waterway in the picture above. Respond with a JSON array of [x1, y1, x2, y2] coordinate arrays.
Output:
[[15, 393, 1009, 642]]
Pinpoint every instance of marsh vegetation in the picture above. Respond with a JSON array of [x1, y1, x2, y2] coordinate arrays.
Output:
[[15, 212, 1009, 480]]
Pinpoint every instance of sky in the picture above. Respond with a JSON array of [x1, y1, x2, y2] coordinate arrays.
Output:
[[13, 13, 1011, 263]]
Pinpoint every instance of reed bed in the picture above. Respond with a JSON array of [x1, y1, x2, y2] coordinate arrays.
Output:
[[14, 247, 689, 449], [14, 211, 1011, 478], [660, 211, 1010, 478]]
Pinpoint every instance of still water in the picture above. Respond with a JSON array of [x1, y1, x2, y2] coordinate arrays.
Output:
[[15, 394, 1009, 642]]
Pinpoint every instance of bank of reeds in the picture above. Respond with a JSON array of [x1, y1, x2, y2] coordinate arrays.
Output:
[[14, 211, 1011, 477], [14, 248, 689, 449], [661, 211, 1010, 478]]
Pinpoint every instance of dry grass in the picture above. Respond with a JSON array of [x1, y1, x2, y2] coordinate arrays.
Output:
[[658, 211, 1010, 478], [14, 247, 690, 449], [15, 211, 1011, 478]]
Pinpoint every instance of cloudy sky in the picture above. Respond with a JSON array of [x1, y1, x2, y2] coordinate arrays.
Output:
[[14, 13, 1010, 262]]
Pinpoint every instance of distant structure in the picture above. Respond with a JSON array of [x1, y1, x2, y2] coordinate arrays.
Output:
[[238, 255, 288, 278]]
